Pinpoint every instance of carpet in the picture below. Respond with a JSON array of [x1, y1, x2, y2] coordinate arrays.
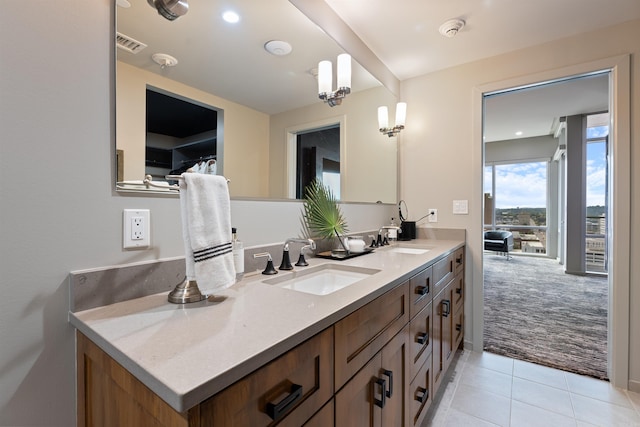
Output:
[[483, 254, 608, 379]]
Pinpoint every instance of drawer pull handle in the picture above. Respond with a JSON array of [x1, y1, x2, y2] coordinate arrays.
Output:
[[373, 377, 386, 408], [456, 286, 462, 295], [415, 284, 429, 296], [382, 369, 393, 398], [266, 383, 303, 421], [415, 386, 429, 403], [442, 300, 451, 317], [456, 256, 463, 264], [456, 323, 462, 332], [416, 332, 429, 345]]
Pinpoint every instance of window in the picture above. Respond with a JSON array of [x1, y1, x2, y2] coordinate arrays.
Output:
[[485, 161, 548, 254]]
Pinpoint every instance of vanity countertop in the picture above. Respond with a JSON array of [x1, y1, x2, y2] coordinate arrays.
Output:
[[69, 238, 464, 413]]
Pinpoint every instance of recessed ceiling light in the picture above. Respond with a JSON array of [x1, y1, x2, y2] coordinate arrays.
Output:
[[222, 10, 240, 23], [515, 131, 523, 136]]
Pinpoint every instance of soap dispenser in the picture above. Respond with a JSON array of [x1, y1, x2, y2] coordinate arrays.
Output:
[[232, 228, 244, 280]]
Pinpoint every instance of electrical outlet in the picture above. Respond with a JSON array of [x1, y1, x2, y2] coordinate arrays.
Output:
[[123, 209, 150, 249], [428, 209, 438, 223]]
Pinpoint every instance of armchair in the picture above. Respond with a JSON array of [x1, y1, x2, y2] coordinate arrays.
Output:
[[484, 230, 514, 259]]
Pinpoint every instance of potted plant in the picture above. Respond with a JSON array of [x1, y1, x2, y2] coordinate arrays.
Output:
[[301, 179, 349, 254]]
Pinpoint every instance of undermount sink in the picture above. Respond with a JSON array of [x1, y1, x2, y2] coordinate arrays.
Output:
[[387, 246, 432, 255], [262, 264, 380, 296]]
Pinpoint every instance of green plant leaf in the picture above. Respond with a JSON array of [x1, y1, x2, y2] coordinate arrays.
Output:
[[301, 179, 348, 239]]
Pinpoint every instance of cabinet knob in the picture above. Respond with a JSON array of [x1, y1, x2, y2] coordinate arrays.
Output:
[[456, 323, 462, 332]]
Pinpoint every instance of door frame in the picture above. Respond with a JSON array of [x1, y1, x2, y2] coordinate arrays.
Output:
[[472, 55, 631, 388]]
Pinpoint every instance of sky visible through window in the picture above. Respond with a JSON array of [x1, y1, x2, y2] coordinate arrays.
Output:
[[484, 125, 608, 209]]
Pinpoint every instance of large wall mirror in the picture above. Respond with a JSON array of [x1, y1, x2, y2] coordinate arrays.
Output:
[[115, 0, 398, 203]]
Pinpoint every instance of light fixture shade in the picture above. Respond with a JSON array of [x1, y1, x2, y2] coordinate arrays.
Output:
[[337, 54, 351, 89], [395, 102, 407, 127], [378, 106, 389, 129], [318, 60, 332, 95]]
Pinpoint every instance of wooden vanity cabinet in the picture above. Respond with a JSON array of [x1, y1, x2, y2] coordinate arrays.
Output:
[[77, 245, 465, 427]]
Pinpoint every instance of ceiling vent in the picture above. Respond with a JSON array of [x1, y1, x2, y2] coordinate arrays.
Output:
[[116, 32, 148, 54]]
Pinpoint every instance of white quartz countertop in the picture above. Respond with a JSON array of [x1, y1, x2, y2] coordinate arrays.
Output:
[[69, 239, 464, 412]]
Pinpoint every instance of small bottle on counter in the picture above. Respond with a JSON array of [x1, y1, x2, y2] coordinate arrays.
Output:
[[232, 228, 244, 280], [388, 217, 398, 242]]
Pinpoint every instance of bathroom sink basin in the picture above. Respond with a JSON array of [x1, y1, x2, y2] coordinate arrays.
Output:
[[388, 246, 431, 255], [263, 264, 380, 296]]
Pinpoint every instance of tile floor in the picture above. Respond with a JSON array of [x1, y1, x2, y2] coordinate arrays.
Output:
[[423, 350, 640, 426]]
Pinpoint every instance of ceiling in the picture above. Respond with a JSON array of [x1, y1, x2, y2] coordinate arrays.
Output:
[[118, 0, 640, 141]]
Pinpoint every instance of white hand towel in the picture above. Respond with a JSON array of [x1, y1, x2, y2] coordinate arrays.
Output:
[[179, 174, 236, 294]]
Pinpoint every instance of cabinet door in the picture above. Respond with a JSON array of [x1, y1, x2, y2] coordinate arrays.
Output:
[[432, 282, 454, 393], [335, 353, 382, 427], [381, 326, 410, 427], [335, 327, 410, 427], [335, 282, 409, 389]]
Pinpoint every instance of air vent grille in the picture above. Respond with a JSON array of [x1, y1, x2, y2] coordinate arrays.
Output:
[[116, 32, 147, 54]]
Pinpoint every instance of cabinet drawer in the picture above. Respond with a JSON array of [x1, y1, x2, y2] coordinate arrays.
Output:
[[335, 282, 409, 389], [409, 266, 433, 318], [453, 247, 464, 276], [202, 327, 333, 427], [452, 271, 464, 313], [432, 254, 454, 293], [409, 354, 432, 427], [409, 301, 432, 382]]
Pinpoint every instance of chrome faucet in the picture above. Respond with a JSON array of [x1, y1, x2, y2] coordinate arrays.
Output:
[[279, 238, 316, 270]]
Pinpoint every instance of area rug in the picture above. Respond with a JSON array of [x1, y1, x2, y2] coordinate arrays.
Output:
[[483, 254, 608, 379]]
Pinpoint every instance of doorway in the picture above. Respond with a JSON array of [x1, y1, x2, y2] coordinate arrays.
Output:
[[483, 70, 613, 378]]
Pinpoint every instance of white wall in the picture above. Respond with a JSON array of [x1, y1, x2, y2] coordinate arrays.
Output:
[[0, 1, 393, 425], [400, 19, 639, 390]]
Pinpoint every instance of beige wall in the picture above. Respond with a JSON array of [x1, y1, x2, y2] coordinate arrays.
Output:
[[400, 19, 640, 389], [269, 85, 398, 203], [116, 61, 270, 198]]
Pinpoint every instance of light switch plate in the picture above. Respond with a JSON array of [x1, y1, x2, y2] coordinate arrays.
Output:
[[453, 200, 469, 215]]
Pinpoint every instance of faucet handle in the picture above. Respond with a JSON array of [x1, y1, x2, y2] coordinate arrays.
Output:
[[253, 252, 278, 275], [295, 245, 312, 267], [279, 246, 294, 271]]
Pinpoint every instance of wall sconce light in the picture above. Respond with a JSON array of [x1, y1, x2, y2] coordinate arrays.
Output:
[[318, 54, 351, 107], [378, 102, 407, 137]]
